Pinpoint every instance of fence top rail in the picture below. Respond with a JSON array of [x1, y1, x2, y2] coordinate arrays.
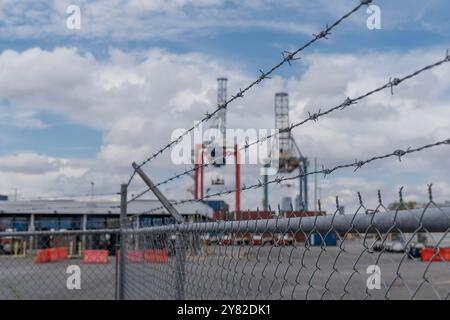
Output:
[[123, 207, 450, 235], [0, 228, 120, 238]]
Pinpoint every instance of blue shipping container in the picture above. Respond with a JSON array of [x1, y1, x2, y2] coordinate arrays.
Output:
[[310, 233, 338, 246]]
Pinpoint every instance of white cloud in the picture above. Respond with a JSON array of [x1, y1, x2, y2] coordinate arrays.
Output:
[[0, 46, 246, 199], [0, 0, 318, 41], [0, 153, 62, 174], [1, 0, 449, 45], [0, 46, 449, 212]]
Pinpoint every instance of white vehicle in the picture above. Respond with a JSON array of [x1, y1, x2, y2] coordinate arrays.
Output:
[[381, 240, 407, 253], [251, 234, 263, 246], [384, 241, 393, 252], [251, 233, 273, 246], [372, 239, 406, 253], [391, 240, 407, 253]]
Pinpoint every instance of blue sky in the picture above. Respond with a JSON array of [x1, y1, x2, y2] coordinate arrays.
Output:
[[2, 0, 450, 159], [0, 0, 449, 209]]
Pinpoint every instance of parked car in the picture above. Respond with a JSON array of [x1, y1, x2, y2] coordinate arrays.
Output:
[[372, 240, 384, 252], [390, 239, 407, 253], [251, 234, 263, 246], [251, 233, 273, 246], [372, 239, 406, 253]]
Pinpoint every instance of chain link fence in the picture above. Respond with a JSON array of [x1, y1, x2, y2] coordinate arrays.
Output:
[[1, 191, 450, 300], [0, 229, 119, 300], [121, 195, 450, 300]]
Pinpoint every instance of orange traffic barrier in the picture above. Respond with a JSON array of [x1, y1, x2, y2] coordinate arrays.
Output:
[[35, 249, 49, 264], [144, 249, 168, 264], [440, 248, 450, 262], [83, 250, 109, 264], [57, 247, 68, 260], [35, 247, 69, 264], [48, 248, 60, 262], [143, 249, 154, 263], [127, 250, 144, 263], [158, 250, 169, 263], [421, 248, 441, 262]]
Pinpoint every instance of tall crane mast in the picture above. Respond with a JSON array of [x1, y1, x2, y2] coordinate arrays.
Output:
[[213, 77, 228, 139], [263, 92, 309, 211], [275, 92, 295, 169]]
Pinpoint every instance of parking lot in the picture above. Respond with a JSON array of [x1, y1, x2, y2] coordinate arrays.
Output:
[[0, 256, 116, 300], [124, 242, 449, 300], [1, 240, 449, 300]]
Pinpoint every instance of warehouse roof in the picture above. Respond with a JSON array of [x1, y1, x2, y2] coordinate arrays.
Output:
[[0, 200, 214, 218]]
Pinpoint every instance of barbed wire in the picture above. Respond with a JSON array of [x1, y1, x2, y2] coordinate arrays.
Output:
[[140, 137, 450, 214], [127, 165, 199, 204], [127, 52, 450, 204], [243, 51, 450, 151], [127, 147, 240, 204], [126, 0, 375, 187]]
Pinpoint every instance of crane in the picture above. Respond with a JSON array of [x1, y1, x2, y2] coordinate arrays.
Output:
[[263, 92, 309, 211]]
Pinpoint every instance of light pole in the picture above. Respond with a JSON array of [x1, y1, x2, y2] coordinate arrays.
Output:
[[90, 182, 95, 201]]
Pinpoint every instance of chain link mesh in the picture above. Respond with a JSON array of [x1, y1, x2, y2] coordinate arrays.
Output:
[[121, 190, 450, 300], [0, 230, 119, 300], [1, 189, 449, 300]]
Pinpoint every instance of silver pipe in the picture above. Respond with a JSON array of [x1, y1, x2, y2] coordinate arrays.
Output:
[[124, 207, 450, 235]]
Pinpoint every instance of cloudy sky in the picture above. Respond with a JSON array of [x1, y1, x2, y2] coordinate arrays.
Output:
[[0, 0, 449, 212]]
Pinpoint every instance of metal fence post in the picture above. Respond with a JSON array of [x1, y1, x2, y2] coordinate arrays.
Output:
[[174, 231, 186, 300], [118, 184, 127, 300]]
